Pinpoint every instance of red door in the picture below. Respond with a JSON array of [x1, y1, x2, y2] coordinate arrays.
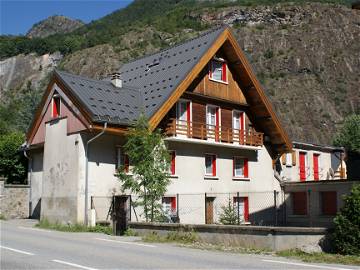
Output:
[[313, 154, 319, 181], [299, 152, 306, 181]]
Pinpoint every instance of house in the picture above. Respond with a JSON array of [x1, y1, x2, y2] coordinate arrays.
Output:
[[26, 25, 295, 225]]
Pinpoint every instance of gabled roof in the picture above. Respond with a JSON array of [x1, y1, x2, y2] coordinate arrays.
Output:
[[28, 25, 292, 155]]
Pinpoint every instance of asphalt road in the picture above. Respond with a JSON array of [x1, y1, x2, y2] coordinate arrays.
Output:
[[1, 219, 359, 270]]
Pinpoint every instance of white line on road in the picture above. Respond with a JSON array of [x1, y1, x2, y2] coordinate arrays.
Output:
[[52, 259, 99, 270], [94, 237, 156, 248], [262, 259, 354, 270], [18, 226, 51, 232], [0, 245, 34, 256]]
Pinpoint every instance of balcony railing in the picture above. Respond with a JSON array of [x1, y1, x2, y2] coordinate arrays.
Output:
[[165, 119, 263, 147]]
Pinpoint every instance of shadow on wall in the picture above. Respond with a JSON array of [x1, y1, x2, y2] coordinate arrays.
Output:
[[31, 198, 41, 219]]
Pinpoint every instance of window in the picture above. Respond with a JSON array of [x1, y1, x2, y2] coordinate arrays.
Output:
[[292, 192, 307, 215], [209, 60, 227, 83], [116, 147, 130, 173], [286, 153, 292, 166], [299, 152, 307, 181], [233, 157, 248, 178], [176, 100, 191, 124], [206, 105, 220, 141], [52, 95, 61, 118], [233, 197, 249, 222], [233, 110, 245, 144], [169, 151, 176, 175], [205, 154, 216, 176], [162, 197, 176, 217], [321, 191, 337, 216]]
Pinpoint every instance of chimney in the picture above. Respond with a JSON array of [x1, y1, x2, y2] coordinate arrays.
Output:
[[111, 73, 122, 88]]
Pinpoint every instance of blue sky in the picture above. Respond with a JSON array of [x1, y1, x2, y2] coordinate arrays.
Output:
[[0, 0, 133, 35]]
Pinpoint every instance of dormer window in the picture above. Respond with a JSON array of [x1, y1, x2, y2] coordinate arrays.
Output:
[[52, 94, 61, 118], [209, 59, 227, 83]]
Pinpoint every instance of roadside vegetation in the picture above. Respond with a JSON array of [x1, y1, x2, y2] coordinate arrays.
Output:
[[142, 230, 198, 244], [36, 219, 113, 235]]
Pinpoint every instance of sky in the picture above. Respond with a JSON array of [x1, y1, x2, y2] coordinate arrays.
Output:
[[0, 0, 133, 35]]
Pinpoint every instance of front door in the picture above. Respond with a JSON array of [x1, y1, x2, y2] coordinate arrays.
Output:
[[205, 197, 215, 224]]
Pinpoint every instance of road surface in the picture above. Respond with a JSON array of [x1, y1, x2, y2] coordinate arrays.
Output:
[[1, 219, 359, 270]]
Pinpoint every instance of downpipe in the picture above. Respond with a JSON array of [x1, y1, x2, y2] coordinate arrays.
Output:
[[85, 122, 107, 226]]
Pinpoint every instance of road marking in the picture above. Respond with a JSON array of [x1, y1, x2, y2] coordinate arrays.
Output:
[[0, 245, 34, 256], [18, 226, 51, 232], [52, 259, 99, 270], [262, 259, 353, 270], [94, 237, 156, 248]]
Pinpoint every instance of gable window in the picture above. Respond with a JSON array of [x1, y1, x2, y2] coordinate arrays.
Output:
[[116, 147, 130, 173], [233, 157, 248, 179], [52, 95, 61, 118], [169, 150, 176, 175], [205, 154, 216, 176], [209, 60, 227, 83], [233, 197, 249, 222]]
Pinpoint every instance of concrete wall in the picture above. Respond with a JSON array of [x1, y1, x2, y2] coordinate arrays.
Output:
[[129, 222, 329, 252], [283, 180, 359, 227], [28, 149, 44, 219], [0, 178, 30, 219], [281, 148, 346, 182], [41, 118, 85, 224]]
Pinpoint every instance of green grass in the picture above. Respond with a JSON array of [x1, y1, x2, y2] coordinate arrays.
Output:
[[277, 249, 360, 266], [142, 230, 198, 244], [36, 219, 113, 235]]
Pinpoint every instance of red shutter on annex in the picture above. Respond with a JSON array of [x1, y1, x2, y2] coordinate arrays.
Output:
[[299, 152, 306, 181], [313, 154, 319, 180]]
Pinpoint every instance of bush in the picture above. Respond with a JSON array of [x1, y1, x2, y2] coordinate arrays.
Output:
[[332, 184, 360, 255]]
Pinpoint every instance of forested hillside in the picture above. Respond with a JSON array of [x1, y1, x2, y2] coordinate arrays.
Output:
[[0, 0, 359, 145]]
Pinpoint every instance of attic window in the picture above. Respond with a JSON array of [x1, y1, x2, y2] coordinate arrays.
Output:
[[209, 59, 227, 83], [52, 95, 61, 118]]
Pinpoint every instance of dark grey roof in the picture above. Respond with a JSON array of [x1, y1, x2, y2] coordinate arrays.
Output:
[[55, 25, 227, 126]]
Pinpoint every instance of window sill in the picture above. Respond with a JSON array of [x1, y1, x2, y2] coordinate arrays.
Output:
[[209, 78, 228, 85], [232, 177, 250, 181], [169, 175, 179, 179], [204, 175, 219, 180]]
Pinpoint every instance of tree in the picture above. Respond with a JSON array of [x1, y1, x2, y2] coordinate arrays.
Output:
[[0, 132, 27, 184], [333, 114, 360, 153], [332, 184, 360, 255], [117, 114, 171, 222], [219, 198, 239, 225]]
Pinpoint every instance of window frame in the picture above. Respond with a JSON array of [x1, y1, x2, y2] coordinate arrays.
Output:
[[233, 196, 249, 222], [208, 59, 228, 84], [176, 99, 192, 124], [233, 156, 249, 179], [162, 196, 177, 217], [205, 153, 217, 177], [116, 146, 130, 174]]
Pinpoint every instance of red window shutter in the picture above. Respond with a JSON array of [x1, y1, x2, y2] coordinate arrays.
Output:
[[322, 191, 337, 215], [222, 62, 227, 82], [299, 152, 306, 181], [292, 192, 307, 215], [171, 197, 176, 211], [313, 154, 319, 180], [212, 155, 216, 176], [186, 102, 191, 123], [244, 158, 249, 178], [52, 97, 60, 118], [124, 155, 129, 173], [171, 151, 176, 175], [244, 197, 249, 222]]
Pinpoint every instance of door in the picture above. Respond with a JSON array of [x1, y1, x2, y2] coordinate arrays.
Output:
[[299, 152, 306, 181], [176, 101, 190, 137], [313, 154, 320, 180], [207, 106, 219, 141], [205, 197, 215, 224]]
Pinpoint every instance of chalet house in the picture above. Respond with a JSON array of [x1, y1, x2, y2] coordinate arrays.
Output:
[[26, 26, 297, 225]]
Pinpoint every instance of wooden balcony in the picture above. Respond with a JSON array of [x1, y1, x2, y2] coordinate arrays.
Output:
[[165, 119, 263, 147]]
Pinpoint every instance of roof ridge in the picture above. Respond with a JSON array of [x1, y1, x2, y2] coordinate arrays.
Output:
[[54, 69, 107, 84], [119, 24, 228, 70]]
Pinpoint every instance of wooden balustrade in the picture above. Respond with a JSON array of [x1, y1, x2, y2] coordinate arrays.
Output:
[[165, 118, 263, 147]]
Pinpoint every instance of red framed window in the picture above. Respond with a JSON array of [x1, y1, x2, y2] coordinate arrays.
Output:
[[176, 100, 191, 125], [206, 105, 220, 141], [292, 192, 307, 215], [233, 197, 249, 222], [209, 60, 227, 83], [299, 152, 307, 181], [162, 197, 177, 216], [321, 191, 337, 216], [205, 154, 216, 176], [169, 151, 176, 175], [233, 157, 248, 178], [313, 154, 320, 180], [116, 147, 130, 173], [52, 95, 61, 118]]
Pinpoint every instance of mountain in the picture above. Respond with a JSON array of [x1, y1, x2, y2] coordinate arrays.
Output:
[[0, 0, 359, 145], [26, 15, 84, 38]]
